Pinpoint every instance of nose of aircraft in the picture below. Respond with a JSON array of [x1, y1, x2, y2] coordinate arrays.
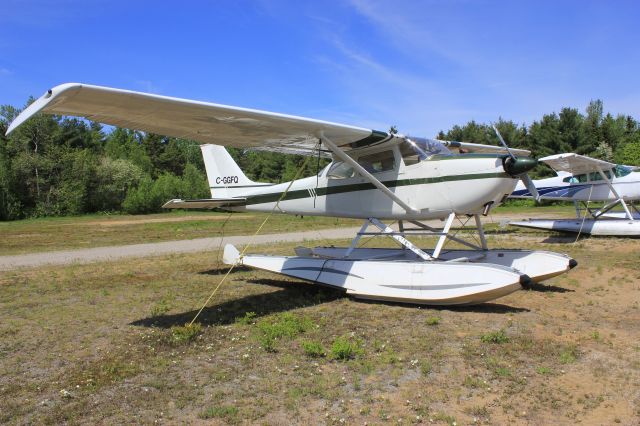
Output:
[[503, 156, 538, 176]]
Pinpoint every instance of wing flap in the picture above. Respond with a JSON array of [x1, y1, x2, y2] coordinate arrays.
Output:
[[439, 140, 531, 156], [162, 198, 246, 209], [7, 83, 387, 151]]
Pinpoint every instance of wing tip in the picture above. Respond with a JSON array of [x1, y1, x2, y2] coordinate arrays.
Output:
[[5, 82, 85, 136]]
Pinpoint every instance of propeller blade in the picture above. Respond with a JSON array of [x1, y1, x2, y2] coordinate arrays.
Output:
[[492, 124, 516, 161], [491, 124, 539, 201], [521, 174, 540, 202]]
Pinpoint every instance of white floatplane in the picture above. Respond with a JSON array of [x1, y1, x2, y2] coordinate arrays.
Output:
[[510, 153, 640, 236], [6, 83, 577, 305]]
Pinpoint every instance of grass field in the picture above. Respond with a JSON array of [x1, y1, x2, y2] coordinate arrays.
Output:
[[0, 203, 578, 256], [1, 220, 639, 424], [0, 211, 361, 256]]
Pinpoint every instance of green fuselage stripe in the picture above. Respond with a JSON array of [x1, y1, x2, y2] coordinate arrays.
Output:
[[244, 172, 511, 205]]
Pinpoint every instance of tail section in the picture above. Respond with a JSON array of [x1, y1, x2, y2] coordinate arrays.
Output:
[[200, 144, 271, 198]]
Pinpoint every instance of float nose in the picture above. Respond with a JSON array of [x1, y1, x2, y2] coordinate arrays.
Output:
[[503, 157, 538, 176]]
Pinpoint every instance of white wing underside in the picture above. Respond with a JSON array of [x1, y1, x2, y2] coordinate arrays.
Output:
[[6, 83, 389, 154], [539, 153, 615, 175], [7, 83, 530, 159]]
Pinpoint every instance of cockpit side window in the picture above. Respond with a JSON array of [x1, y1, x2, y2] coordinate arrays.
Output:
[[399, 140, 424, 166], [588, 170, 612, 181], [589, 172, 602, 181], [356, 150, 396, 173], [326, 161, 355, 179], [409, 137, 453, 158]]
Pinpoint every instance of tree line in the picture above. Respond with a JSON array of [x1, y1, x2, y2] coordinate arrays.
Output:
[[1, 98, 638, 221], [437, 100, 640, 177]]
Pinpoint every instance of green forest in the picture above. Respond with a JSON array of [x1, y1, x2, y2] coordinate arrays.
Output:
[[1, 98, 639, 221]]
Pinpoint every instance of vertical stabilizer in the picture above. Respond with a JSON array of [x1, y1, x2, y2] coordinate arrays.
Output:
[[200, 144, 271, 198]]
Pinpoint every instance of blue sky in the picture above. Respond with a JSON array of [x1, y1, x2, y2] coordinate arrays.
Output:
[[1, 0, 639, 137]]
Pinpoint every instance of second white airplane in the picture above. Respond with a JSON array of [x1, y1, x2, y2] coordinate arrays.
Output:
[[511, 153, 640, 236]]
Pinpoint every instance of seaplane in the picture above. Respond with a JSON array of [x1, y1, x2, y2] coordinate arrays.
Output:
[[510, 153, 640, 236], [6, 83, 577, 305]]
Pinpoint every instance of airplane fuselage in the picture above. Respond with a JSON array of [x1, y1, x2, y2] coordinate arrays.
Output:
[[223, 153, 518, 220]]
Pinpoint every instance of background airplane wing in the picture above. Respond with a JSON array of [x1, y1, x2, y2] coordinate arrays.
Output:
[[539, 153, 615, 175], [438, 140, 531, 157], [6, 83, 391, 153]]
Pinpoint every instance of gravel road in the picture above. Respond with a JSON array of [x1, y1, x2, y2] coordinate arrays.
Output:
[[0, 227, 362, 271], [0, 210, 566, 272]]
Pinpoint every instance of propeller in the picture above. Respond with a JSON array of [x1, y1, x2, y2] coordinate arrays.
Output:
[[492, 125, 540, 201]]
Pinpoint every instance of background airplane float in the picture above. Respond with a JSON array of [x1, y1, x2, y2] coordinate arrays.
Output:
[[510, 153, 640, 236], [7, 83, 577, 305]]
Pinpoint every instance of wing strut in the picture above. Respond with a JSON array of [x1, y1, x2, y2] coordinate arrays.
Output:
[[595, 166, 635, 220], [319, 132, 419, 214]]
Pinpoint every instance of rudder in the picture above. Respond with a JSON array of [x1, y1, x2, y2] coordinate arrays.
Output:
[[200, 144, 270, 198]]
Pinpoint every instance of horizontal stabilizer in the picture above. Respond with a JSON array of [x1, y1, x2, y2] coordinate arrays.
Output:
[[162, 198, 246, 209]]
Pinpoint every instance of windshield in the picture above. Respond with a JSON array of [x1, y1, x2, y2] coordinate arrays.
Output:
[[407, 137, 453, 158], [614, 164, 632, 178]]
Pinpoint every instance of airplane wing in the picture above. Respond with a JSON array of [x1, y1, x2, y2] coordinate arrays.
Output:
[[438, 140, 531, 157], [250, 145, 333, 158], [539, 153, 615, 175], [162, 198, 246, 209], [6, 83, 391, 153]]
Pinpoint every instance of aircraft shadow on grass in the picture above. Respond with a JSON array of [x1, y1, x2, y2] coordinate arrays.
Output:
[[198, 265, 252, 275], [541, 235, 586, 244], [131, 278, 344, 328], [354, 297, 530, 313], [131, 276, 532, 328], [525, 282, 574, 293]]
